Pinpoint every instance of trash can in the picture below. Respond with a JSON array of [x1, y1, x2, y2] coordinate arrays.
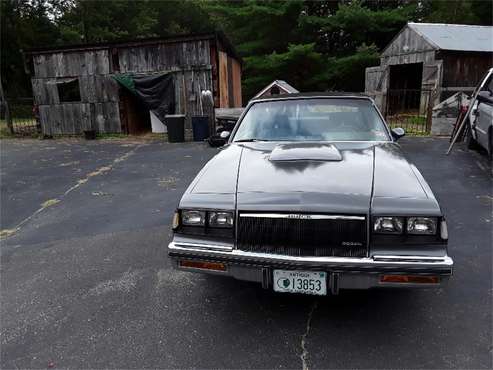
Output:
[[191, 115, 210, 141], [165, 115, 185, 143]]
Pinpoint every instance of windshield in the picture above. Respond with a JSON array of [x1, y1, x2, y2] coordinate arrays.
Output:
[[233, 98, 390, 142]]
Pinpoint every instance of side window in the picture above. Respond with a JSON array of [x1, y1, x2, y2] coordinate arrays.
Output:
[[57, 79, 81, 102]]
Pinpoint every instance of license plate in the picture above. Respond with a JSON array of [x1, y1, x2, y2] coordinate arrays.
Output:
[[273, 270, 327, 296]]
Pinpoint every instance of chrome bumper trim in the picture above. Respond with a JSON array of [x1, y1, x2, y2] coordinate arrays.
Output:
[[372, 255, 450, 263], [168, 242, 453, 273], [173, 241, 234, 252]]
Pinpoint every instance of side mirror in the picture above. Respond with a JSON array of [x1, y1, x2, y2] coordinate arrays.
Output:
[[477, 90, 493, 103], [391, 127, 405, 141], [208, 131, 230, 148]]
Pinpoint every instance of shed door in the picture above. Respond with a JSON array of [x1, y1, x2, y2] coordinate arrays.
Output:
[[422, 60, 443, 107], [365, 66, 385, 92], [365, 66, 387, 111], [422, 61, 443, 91]]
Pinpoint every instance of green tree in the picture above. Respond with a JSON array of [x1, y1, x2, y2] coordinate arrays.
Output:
[[1, 0, 60, 97], [2, 0, 491, 101], [56, 0, 215, 43], [243, 43, 327, 97], [207, 0, 412, 98], [56, 1, 158, 43], [420, 0, 492, 25]]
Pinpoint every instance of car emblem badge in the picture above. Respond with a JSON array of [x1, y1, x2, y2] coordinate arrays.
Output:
[[341, 241, 363, 246], [286, 214, 311, 219]]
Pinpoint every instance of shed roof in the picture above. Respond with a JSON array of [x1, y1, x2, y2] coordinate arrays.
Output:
[[25, 31, 242, 63], [252, 80, 299, 99], [408, 22, 493, 52]]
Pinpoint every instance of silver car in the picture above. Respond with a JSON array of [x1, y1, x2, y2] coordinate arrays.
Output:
[[468, 68, 493, 159]]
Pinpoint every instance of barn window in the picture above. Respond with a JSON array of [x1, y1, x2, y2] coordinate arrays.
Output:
[[57, 79, 81, 102], [111, 48, 120, 72]]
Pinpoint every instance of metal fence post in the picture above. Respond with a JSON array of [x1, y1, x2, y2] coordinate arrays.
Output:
[[0, 78, 14, 134], [425, 90, 434, 134]]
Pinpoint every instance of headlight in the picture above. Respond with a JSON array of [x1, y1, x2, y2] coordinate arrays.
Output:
[[181, 210, 206, 226], [407, 217, 437, 235], [373, 217, 404, 234], [208, 211, 234, 228]]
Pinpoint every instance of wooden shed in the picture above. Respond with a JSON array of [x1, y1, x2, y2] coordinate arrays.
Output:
[[24, 32, 242, 136], [365, 23, 493, 116]]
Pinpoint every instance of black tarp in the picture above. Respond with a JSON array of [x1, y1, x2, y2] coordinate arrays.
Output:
[[113, 73, 175, 122]]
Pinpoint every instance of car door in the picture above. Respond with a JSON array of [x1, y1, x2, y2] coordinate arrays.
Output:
[[475, 75, 493, 151]]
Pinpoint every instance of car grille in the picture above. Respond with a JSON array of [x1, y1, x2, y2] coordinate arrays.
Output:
[[237, 213, 367, 257]]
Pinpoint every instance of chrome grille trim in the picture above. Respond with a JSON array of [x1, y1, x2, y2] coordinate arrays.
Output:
[[239, 213, 365, 220], [237, 212, 368, 258]]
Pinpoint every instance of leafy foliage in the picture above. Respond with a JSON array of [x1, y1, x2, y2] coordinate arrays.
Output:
[[1, 0, 492, 101]]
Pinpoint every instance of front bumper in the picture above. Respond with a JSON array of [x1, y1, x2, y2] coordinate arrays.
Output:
[[168, 241, 453, 293]]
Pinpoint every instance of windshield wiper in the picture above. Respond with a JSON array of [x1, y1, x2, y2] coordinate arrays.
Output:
[[234, 138, 271, 142]]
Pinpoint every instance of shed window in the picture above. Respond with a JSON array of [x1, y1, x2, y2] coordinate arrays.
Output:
[[111, 48, 120, 72], [57, 79, 81, 102]]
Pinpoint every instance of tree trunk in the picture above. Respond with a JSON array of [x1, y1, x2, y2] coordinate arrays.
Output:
[[0, 77, 13, 134]]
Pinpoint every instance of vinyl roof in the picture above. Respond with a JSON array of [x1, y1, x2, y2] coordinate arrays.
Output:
[[408, 22, 493, 52], [251, 92, 371, 102]]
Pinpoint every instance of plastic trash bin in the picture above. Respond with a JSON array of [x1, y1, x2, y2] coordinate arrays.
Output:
[[165, 115, 185, 143], [191, 116, 210, 141]]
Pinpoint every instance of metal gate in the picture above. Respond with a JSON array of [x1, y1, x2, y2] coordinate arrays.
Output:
[[1, 98, 40, 136], [384, 89, 433, 136]]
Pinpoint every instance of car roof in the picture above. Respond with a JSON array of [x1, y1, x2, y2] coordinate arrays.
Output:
[[250, 92, 372, 103]]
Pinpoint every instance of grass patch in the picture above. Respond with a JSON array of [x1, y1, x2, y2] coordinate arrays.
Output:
[[387, 114, 429, 136], [96, 132, 128, 140], [0, 118, 40, 138]]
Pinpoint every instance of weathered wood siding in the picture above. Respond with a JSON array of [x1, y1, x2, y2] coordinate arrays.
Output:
[[229, 57, 242, 108], [173, 68, 214, 128], [217, 50, 242, 108], [33, 50, 110, 78], [365, 66, 387, 111], [32, 75, 119, 105], [439, 51, 493, 90], [32, 49, 120, 135], [116, 39, 214, 128], [118, 40, 210, 73], [381, 26, 435, 58], [38, 102, 120, 135], [218, 51, 229, 108], [30, 37, 239, 135]]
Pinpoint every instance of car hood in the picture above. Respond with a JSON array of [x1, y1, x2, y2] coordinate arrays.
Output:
[[181, 142, 440, 215]]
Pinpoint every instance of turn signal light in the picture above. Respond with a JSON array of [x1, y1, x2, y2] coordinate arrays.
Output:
[[380, 275, 439, 284], [179, 260, 227, 271]]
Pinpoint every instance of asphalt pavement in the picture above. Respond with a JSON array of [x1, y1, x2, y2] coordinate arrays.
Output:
[[1, 137, 491, 369]]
